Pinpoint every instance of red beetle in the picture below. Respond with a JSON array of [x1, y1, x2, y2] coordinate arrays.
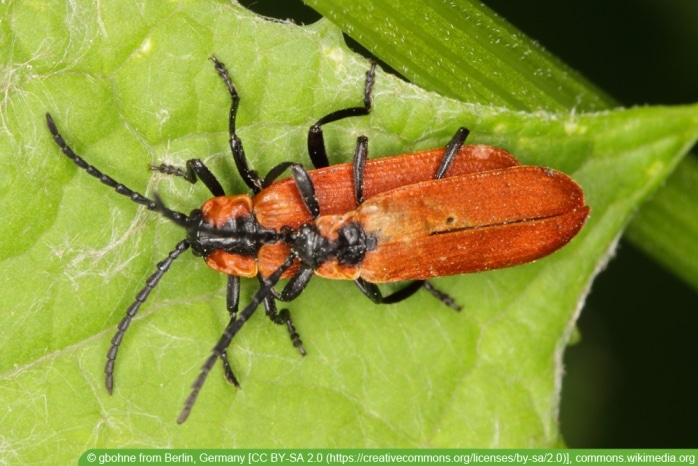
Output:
[[47, 56, 588, 423]]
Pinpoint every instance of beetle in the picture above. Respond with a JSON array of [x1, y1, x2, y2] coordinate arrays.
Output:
[[47, 56, 588, 423]]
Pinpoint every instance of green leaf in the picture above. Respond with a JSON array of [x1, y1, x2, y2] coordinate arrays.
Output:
[[306, 0, 611, 112], [306, 0, 698, 292], [2, 0, 698, 460]]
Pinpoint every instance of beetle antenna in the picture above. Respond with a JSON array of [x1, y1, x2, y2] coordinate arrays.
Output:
[[152, 192, 191, 227], [105, 239, 191, 394], [46, 112, 188, 221]]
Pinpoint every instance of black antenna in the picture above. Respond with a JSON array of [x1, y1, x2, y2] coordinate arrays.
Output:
[[46, 113, 188, 222], [105, 240, 191, 393]]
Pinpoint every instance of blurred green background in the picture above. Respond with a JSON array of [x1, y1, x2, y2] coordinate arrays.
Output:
[[239, 0, 698, 447]]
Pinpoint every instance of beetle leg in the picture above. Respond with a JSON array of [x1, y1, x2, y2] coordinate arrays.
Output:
[[260, 161, 298, 188], [307, 62, 376, 169], [422, 282, 461, 311], [353, 278, 422, 304], [291, 165, 320, 219], [389, 126, 469, 311], [277, 266, 316, 303], [210, 55, 264, 193], [354, 278, 460, 311], [150, 159, 226, 197], [217, 276, 241, 386], [257, 274, 306, 355], [434, 127, 470, 179], [178, 254, 296, 424], [352, 136, 369, 205]]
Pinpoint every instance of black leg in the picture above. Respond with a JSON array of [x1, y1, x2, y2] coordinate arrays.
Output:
[[279, 266, 316, 302], [307, 62, 376, 169], [257, 276, 306, 355], [261, 161, 299, 188], [352, 136, 369, 205], [150, 159, 226, 197], [290, 165, 320, 219], [353, 278, 422, 304], [226, 275, 241, 318], [219, 276, 241, 386], [434, 127, 470, 179], [260, 162, 324, 218], [353, 278, 461, 311], [178, 254, 297, 423], [352, 278, 382, 304], [413, 127, 469, 309], [210, 55, 264, 193], [422, 282, 461, 311]]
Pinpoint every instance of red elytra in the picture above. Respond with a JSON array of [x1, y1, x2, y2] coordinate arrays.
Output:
[[353, 165, 588, 282]]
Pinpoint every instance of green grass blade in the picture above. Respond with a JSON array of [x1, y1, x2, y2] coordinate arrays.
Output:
[[625, 156, 698, 290], [305, 0, 612, 111], [306, 0, 698, 291]]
